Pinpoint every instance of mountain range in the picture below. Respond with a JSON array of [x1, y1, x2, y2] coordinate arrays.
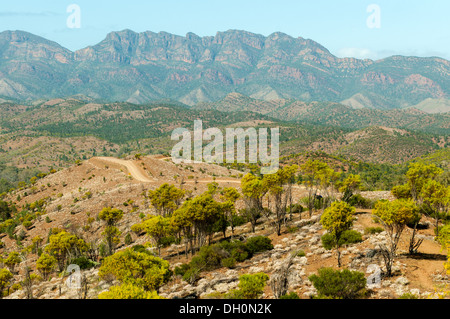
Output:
[[0, 29, 449, 110]]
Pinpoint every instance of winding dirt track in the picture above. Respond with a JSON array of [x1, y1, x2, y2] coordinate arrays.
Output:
[[94, 157, 156, 183], [92, 157, 307, 193], [93, 156, 242, 185]]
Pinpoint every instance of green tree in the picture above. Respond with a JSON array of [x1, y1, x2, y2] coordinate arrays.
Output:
[[241, 173, 268, 232], [300, 160, 335, 217], [406, 163, 443, 201], [263, 165, 298, 236], [339, 174, 362, 203], [98, 207, 124, 227], [438, 225, 450, 274], [101, 226, 122, 257], [420, 179, 449, 237], [45, 230, 89, 271], [391, 184, 412, 200], [372, 199, 418, 276], [4, 251, 21, 273], [36, 253, 57, 280], [0, 268, 13, 298], [98, 207, 124, 256], [148, 183, 185, 217], [0, 200, 16, 222], [98, 248, 172, 292], [320, 201, 355, 267], [136, 215, 172, 256], [171, 190, 225, 255], [220, 187, 241, 238]]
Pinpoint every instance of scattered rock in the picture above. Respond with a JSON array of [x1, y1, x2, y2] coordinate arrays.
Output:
[[395, 276, 410, 286]]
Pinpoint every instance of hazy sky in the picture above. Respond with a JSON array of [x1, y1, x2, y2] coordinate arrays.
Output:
[[0, 0, 449, 60]]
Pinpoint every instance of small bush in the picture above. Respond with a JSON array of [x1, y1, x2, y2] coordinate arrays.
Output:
[[226, 273, 269, 299], [221, 257, 237, 269], [130, 244, 148, 254], [194, 245, 229, 271], [219, 240, 249, 262], [231, 215, 247, 227], [391, 184, 412, 200], [288, 203, 303, 214], [182, 267, 201, 285], [179, 236, 273, 283], [309, 268, 367, 299], [69, 256, 97, 270], [280, 292, 300, 299], [287, 226, 298, 233], [300, 197, 324, 210], [98, 283, 163, 299], [347, 194, 375, 209], [365, 227, 384, 235], [321, 230, 363, 250], [398, 292, 419, 299], [174, 263, 190, 277], [124, 233, 133, 245], [158, 235, 177, 248], [245, 236, 274, 254], [22, 220, 33, 229]]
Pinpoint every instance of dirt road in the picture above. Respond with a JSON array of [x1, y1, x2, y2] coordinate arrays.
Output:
[[94, 157, 155, 183], [92, 156, 307, 191]]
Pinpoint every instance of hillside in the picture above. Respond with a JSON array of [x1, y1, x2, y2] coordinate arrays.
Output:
[[0, 30, 449, 108], [0, 98, 446, 181], [0, 155, 448, 300], [195, 93, 450, 135]]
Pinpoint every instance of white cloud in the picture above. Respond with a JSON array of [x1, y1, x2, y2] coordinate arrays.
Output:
[[335, 48, 378, 60]]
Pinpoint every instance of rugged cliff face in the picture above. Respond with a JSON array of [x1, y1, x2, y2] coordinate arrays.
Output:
[[0, 29, 449, 107]]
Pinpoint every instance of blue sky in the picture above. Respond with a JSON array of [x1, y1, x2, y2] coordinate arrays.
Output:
[[0, 0, 449, 60]]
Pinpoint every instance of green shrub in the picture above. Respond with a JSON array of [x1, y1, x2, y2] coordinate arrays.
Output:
[[226, 273, 269, 299], [287, 226, 298, 233], [98, 248, 172, 291], [69, 256, 97, 270], [300, 197, 323, 210], [391, 184, 412, 200], [221, 257, 237, 269], [365, 227, 384, 235], [158, 235, 177, 248], [194, 245, 229, 271], [124, 233, 133, 245], [398, 292, 419, 299], [308, 268, 367, 299], [174, 263, 190, 277], [287, 203, 304, 214], [245, 236, 274, 254], [280, 292, 300, 299], [347, 194, 375, 209], [321, 230, 363, 250], [179, 236, 273, 284], [220, 240, 250, 262], [182, 267, 201, 285], [231, 215, 247, 227], [22, 220, 33, 229]]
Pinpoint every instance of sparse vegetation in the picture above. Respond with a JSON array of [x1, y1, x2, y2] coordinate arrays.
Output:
[[308, 268, 367, 299], [0, 101, 447, 301]]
